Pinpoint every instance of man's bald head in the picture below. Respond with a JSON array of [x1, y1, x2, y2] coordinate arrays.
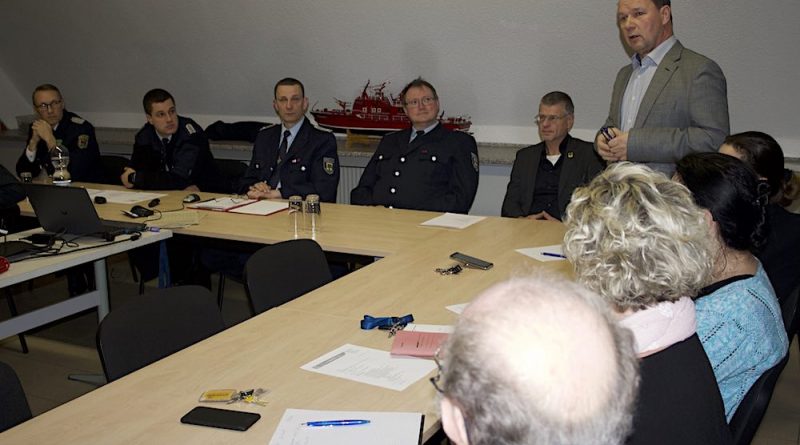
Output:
[[439, 276, 639, 445]]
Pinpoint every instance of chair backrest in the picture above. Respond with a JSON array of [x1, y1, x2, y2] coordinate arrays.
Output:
[[0, 361, 32, 433], [780, 283, 799, 339], [728, 355, 790, 445], [99, 155, 131, 185], [244, 239, 332, 315], [96, 285, 225, 382], [214, 159, 249, 194]]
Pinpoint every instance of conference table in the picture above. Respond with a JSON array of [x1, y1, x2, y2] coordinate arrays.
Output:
[[4, 184, 571, 444], [0, 228, 171, 341]]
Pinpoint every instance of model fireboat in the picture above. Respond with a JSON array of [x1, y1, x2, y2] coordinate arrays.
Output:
[[311, 81, 472, 135]]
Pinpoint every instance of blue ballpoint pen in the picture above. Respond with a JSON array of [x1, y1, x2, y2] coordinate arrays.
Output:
[[303, 419, 371, 427], [541, 252, 566, 259]]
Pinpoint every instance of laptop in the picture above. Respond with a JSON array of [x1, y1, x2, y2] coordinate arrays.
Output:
[[24, 184, 146, 240]]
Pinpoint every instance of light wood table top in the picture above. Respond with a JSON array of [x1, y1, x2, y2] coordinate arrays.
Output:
[[8, 184, 571, 444], [18, 183, 444, 257]]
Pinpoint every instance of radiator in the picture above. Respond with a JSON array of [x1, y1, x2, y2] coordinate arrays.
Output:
[[337, 166, 364, 204]]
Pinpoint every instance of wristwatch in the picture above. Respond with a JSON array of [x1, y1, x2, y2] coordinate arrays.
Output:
[[127, 171, 137, 184]]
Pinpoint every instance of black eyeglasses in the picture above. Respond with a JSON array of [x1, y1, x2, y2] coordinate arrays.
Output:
[[429, 348, 444, 394]]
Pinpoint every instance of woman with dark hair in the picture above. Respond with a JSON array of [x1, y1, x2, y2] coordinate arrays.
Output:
[[675, 152, 788, 421], [719, 131, 800, 304]]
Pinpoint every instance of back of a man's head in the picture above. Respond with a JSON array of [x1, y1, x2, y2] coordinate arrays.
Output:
[[439, 276, 639, 445]]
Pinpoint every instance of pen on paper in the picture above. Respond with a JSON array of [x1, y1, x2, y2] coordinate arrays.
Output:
[[541, 252, 566, 259], [303, 419, 371, 427], [312, 352, 346, 369]]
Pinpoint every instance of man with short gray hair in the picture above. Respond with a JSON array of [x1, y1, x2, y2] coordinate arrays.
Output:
[[502, 91, 603, 220], [435, 276, 639, 445]]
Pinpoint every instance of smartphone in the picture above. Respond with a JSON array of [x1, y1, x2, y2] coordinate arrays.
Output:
[[450, 252, 493, 270], [180, 406, 261, 431]]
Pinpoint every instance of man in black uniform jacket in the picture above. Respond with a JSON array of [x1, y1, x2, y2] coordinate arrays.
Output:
[[350, 78, 479, 213], [16, 84, 102, 182], [121, 88, 223, 192], [237, 77, 339, 202], [501, 91, 604, 221]]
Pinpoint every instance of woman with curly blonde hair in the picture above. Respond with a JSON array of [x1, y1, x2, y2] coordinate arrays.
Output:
[[563, 162, 730, 445]]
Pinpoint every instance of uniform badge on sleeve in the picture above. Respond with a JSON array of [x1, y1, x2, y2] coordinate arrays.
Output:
[[185, 123, 196, 134], [471, 152, 479, 172], [77, 134, 89, 149], [323, 157, 335, 175]]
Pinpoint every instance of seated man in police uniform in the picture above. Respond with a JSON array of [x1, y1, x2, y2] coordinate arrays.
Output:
[[502, 91, 603, 221], [350, 78, 479, 213], [121, 88, 223, 192], [237, 77, 339, 202], [16, 84, 102, 182]]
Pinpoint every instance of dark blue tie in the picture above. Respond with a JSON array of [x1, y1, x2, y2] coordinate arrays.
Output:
[[268, 130, 291, 188]]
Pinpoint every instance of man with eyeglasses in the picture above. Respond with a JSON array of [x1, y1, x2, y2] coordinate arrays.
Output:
[[121, 88, 223, 192], [351, 77, 479, 213], [237, 77, 339, 202], [16, 84, 102, 182], [596, 0, 728, 176], [502, 91, 603, 221], [434, 276, 639, 445]]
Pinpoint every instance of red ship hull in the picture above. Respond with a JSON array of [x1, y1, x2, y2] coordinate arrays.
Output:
[[311, 81, 471, 135]]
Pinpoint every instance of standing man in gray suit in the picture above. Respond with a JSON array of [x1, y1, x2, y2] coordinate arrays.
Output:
[[596, 0, 729, 176], [502, 91, 603, 221]]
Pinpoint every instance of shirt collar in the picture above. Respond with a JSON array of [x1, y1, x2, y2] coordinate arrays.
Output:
[[282, 116, 305, 141], [631, 35, 677, 69]]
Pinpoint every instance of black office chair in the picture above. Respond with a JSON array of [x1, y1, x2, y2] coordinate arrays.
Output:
[[214, 158, 249, 195], [99, 155, 131, 185], [96, 285, 225, 382], [0, 361, 32, 432], [244, 239, 332, 315], [728, 284, 799, 445], [729, 355, 789, 445]]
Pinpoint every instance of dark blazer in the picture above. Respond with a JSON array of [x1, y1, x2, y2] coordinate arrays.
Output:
[[501, 136, 603, 220], [601, 40, 729, 175], [16, 110, 102, 182], [130, 116, 224, 192], [237, 118, 339, 202], [351, 124, 479, 213], [627, 334, 732, 445]]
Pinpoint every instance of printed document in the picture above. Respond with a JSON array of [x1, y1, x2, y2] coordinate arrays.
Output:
[[301, 344, 436, 391], [269, 408, 423, 445], [86, 188, 166, 204]]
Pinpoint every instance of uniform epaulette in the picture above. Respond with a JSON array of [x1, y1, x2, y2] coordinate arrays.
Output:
[[258, 123, 278, 132], [70, 116, 86, 125]]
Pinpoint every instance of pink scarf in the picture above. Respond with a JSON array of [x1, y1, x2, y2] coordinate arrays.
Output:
[[619, 297, 697, 358]]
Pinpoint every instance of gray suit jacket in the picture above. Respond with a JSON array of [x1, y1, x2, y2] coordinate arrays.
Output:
[[501, 136, 603, 220], [602, 41, 729, 175]]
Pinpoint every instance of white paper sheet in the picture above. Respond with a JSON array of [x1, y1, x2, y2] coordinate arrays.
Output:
[[420, 213, 485, 229], [300, 344, 436, 391], [446, 303, 469, 314], [515, 244, 567, 262], [86, 189, 166, 204], [269, 408, 423, 445], [228, 199, 288, 215], [404, 323, 455, 334]]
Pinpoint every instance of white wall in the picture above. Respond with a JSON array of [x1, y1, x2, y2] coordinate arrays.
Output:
[[1, 1, 798, 153], [0, 67, 29, 130]]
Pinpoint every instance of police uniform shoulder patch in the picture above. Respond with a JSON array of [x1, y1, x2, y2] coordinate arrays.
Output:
[[185, 123, 196, 135], [471, 152, 479, 172], [77, 134, 89, 149], [70, 116, 86, 125], [323, 157, 335, 175]]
